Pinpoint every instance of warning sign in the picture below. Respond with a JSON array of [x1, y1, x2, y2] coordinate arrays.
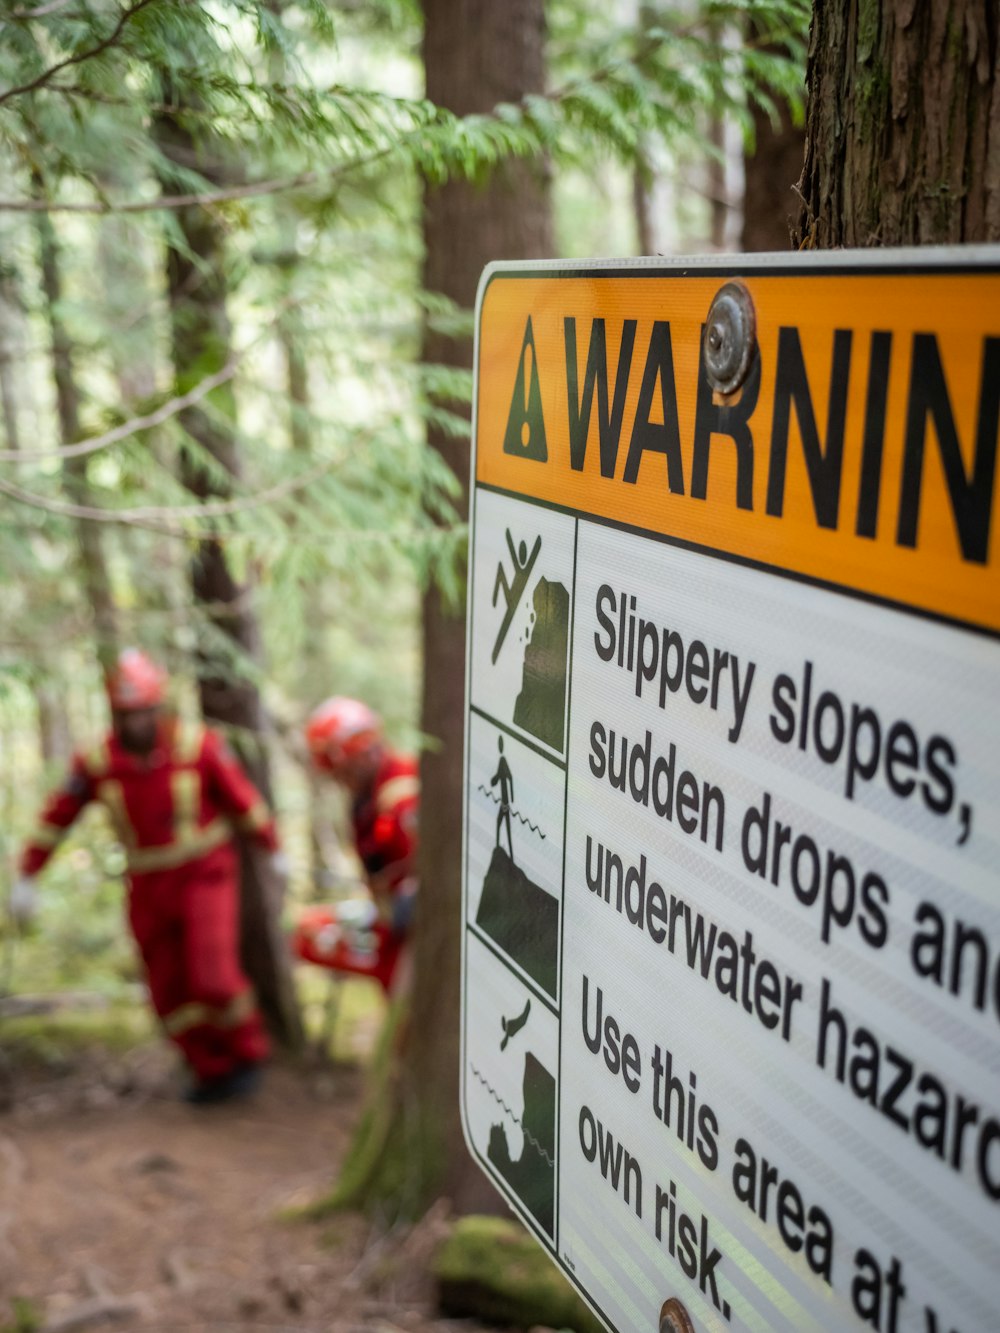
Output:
[[461, 252, 1000, 1332]]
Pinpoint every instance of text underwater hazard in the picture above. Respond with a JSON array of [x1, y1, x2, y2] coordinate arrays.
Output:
[[493, 301, 1000, 600]]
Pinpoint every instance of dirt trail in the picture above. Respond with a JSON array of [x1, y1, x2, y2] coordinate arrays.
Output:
[[0, 1045, 494, 1332]]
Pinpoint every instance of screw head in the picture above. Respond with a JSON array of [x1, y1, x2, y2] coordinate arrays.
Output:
[[703, 280, 756, 396], [659, 1297, 696, 1333]]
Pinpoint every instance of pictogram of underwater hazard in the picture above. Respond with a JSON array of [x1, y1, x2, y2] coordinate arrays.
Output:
[[476, 845, 558, 998], [484, 1051, 555, 1237]]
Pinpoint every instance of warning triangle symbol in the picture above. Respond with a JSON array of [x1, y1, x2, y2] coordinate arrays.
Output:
[[503, 318, 548, 461]]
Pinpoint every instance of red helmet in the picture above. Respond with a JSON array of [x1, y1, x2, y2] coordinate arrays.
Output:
[[305, 697, 381, 774], [106, 648, 166, 711]]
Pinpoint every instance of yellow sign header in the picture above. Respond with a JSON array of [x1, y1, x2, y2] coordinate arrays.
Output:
[[474, 266, 1000, 634]]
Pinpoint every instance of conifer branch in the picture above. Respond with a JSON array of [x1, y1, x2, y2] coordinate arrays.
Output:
[[0, 0, 160, 106], [0, 456, 337, 534], [0, 168, 342, 214], [0, 359, 239, 462]]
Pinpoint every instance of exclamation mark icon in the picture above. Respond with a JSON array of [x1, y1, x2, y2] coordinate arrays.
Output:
[[521, 341, 533, 452], [503, 316, 547, 461]]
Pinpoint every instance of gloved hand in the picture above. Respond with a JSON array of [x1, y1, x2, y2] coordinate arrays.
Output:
[[8, 877, 38, 930]]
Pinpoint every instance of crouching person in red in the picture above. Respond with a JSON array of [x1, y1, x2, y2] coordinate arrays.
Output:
[[301, 697, 419, 998], [11, 649, 278, 1104]]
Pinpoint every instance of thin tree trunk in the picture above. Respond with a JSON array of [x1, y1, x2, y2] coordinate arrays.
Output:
[[708, 110, 729, 249], [96, 182, 189, 639], [11, 220, 72, 764], [742, 22, 805, 252], [276, 303, 333, 887], [34, 200, 119, 672], [633, 154, 655, 256], [796, 1, 1000, 247], [632, 2, 656, 255], [155, 100, 303, 1051], [37, 684, 72, 767], [0, 263, 22, 453]]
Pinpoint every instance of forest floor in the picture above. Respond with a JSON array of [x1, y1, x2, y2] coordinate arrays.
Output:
[[0, 990, 501, 1333]]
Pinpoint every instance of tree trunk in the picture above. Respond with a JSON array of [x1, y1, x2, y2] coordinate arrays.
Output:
[[334, 0, 553, 1221], [416, 0, 553, 1216], [96, 177, 189, 633], [742, 25, 806, 251], [37, 684, 72, 767], [35, 202, 119, 671], [796, 1, 1000, 247], [708, 108, 729, 249], [156, 103, 303, 1051], [0, 260, 22, 453], [633, 156, 655, 256]]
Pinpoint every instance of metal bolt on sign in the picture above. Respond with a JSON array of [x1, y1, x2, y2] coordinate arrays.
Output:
[[659, 1297, 696, 1333], [703, 280, 757, 395]]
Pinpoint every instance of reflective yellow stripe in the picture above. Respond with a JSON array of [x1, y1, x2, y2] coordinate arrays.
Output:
[[376, 775, 419, 813], [96, 779, 136, 851], [163, 1001, 210, 1036], [163, 988, 255, 1036], [171, 769, 200, 845], [174, 722, 204, 765], [31, 822, 64, 850], [218, 989, 255, 1028], [125, 818, 229, 873], [235, 799, 269, 834]]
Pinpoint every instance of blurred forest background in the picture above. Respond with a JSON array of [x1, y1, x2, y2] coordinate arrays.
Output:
[[0, 0, 808, 1213]]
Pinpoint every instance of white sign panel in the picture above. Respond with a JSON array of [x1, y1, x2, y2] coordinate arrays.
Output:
[[461, 254, 1000, 1332]]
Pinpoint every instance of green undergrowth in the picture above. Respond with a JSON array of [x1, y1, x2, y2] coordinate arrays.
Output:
[[0, 1301, 41, 1333], [0, 1296, 42, 1333], [1, 1003, 154, 1071]]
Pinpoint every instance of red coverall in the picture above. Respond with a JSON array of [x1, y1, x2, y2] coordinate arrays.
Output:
[[351, 749, 419, 992], [20, 719, 276, 1082]]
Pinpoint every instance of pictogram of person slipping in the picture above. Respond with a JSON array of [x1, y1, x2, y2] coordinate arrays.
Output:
[[490, 735, 515, 861], [491, 528, 541, 665]]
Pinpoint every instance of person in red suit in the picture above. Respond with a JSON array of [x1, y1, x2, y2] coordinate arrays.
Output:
[[298, 697, 419, 996], [10, 649, 279, 1103]]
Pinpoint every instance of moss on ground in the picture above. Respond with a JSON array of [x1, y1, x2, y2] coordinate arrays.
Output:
[[433, 1215, 605, 1332]]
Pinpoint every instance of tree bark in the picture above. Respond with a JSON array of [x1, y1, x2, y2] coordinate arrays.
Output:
[[796, 1, 1000, 247], [156, 101, 303, 1051]]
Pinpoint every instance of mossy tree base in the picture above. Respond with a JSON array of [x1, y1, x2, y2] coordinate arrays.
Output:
[[303, 999, 450, 1225]]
